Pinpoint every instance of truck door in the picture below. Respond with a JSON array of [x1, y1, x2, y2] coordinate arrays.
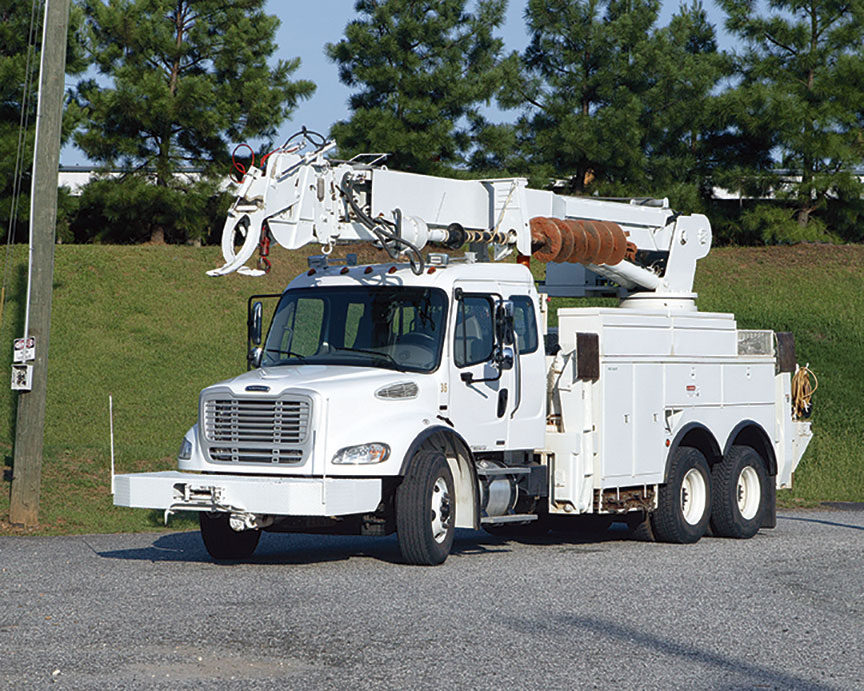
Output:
[[447, 289, 515, 452]]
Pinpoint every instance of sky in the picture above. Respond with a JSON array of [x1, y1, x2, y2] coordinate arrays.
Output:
[[60, 0, 732, 166]]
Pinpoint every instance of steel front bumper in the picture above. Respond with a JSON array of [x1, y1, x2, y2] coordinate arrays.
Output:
[[113, 472, 382, 517]]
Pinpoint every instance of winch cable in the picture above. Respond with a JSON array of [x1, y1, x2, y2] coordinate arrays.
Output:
[[791, 365, 817, 419], [1, 0, 44, 339], [338, 172, 425, 275]]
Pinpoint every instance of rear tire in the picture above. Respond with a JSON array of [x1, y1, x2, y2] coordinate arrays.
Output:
[[397, 451, 455, 565], [199, 512, 261, 560], [710, 445, 768, 539], [651, 447, 711, 544]]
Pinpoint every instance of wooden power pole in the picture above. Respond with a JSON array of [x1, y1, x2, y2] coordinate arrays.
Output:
[[10, 0, 72, 527]]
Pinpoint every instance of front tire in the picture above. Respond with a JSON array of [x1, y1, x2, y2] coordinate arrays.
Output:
[[396, 451, 455, 565], [199, 512, 261, 560], [710, 445, 768, 539], [651, 447, 711, 544]]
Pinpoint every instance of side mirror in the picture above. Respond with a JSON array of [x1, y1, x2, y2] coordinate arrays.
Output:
[[495, 300, 515, 346], [249, 301, 263, 346], [248, 347, 263, 369], [497, 346, 514, 371]]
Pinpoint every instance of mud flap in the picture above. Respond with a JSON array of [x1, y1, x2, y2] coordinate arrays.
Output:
[[762, 480, 777, 529]]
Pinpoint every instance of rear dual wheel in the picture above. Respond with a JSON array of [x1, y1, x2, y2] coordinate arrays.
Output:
[[651, 447, 712, 543], [710, 445, 768, 539]]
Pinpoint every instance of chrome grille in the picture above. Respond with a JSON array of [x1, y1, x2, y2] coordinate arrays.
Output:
[[202, 395, 311, 465], [209, 447, 304, 464]]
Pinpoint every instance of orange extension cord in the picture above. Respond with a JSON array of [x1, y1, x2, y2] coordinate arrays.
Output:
[[791, 365, 818, 419]]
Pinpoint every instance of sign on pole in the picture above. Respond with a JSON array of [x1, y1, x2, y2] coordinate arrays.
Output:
[[13, 337, 36, 363]]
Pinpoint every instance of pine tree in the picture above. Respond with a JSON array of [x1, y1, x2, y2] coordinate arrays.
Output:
[[507, 0, 661, 194], [74, 0, 314, 243], [326, 0, 510, 174], [642, 2, 731, 208], [719, 0, 864, 236], [0, 0, 87, 241]]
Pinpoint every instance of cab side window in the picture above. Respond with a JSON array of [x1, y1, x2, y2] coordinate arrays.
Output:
[[454, 296, 494, 367], [510, 296, 539, 354]]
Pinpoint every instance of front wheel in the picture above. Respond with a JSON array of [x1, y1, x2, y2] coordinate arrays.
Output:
[[396, 451, 455, 565], [651, 447, 711, 544], [199, 512, 261, 560], [710, 446, 768, 539]]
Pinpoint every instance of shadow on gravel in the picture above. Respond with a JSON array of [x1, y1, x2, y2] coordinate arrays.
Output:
[[506, 614, 833, 691], [95, 525, 630, 566], [465, 524, 634, 549], [779, 515, 864, 531], [97, 531, 405, 565]]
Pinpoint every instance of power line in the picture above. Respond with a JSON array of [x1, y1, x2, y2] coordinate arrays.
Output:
[[1, 0, 46, 340]]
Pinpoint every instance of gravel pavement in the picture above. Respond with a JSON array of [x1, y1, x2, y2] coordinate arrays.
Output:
[[1, 507, 862, 690]]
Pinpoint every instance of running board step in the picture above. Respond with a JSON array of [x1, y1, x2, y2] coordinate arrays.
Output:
[[476, 466, 532, 477], [481, 514, 538, 524]]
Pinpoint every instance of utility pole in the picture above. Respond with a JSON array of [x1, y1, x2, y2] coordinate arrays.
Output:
[[10, 0, 72, 527]]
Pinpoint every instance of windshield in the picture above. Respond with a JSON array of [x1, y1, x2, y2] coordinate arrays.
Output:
[[262, 286, 448, 373]]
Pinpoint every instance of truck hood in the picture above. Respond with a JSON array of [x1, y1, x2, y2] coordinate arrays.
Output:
[[210, 365, 425, 397]]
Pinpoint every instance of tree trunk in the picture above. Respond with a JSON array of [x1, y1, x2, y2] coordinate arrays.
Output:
[[796, 207, 810, 227], [150, 225, 166, 244]]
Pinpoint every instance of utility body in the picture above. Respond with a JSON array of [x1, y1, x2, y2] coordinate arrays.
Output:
[[114, 136, 813, 564]]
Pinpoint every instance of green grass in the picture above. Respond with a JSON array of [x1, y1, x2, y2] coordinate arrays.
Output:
[[696, 245, 864, 504], [0, 243, 861, 534], [0, 244, 313, 535]]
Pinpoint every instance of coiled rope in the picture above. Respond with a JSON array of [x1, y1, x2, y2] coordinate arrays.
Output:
[[791, 365, 817, 419]]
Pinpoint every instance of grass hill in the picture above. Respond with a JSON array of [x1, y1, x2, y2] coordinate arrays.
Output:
[[1, 243, 861, 534]]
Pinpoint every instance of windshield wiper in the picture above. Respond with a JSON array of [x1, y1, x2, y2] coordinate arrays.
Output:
[[265, 347, 307, 361], [336, 347, 406, 371]]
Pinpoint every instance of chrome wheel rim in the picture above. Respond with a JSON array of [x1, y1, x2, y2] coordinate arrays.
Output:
[[430, 476, 452, 543], [737, 465, 761, 520], [680, 468, 707, 526]]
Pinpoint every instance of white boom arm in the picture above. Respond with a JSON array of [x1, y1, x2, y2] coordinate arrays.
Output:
[[209, 139, 711, 297]]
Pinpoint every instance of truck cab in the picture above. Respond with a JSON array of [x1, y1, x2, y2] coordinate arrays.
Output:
[[117, 258, 550, 564]]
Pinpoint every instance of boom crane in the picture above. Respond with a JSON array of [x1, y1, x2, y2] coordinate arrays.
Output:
[[209, 135, 710, 306]]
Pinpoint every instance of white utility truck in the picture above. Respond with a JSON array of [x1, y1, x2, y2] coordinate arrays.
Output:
[[114, 134, 814, 564]]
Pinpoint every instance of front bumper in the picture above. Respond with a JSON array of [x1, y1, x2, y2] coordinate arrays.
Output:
[[113, 471, 382, 517]]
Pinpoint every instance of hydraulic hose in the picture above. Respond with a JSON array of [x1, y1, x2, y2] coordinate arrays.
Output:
[[338, 172, 425, 275]]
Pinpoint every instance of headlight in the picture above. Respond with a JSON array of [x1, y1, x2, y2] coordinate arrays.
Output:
[[331, 443, 390, 465], [178, 437, 193, 460]]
